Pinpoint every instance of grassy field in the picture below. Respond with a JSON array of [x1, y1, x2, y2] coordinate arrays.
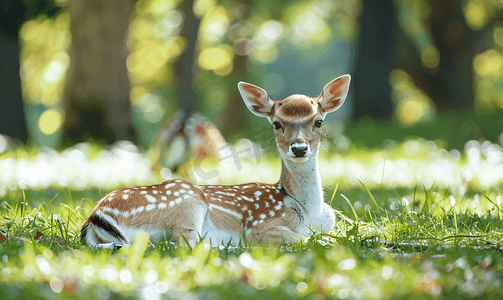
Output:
[[1, 137, 503, 299]]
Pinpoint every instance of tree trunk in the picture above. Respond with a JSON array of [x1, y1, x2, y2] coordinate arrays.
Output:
[[0, 30, 28, 142], [174, 0, 200, 114], [63, 0, 134, 145], [222, 53, 247, 133], [352, 0, 395, 120], [424, 0, 476, 112]]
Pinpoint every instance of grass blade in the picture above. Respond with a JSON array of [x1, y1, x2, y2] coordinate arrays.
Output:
[[379, 160, 386, 207], [485, 196, 503, 214], [421, 181, 436, 214], [340, 194, 358, 223], [329, 183, 339, 207], [357, 178, 383, 211]]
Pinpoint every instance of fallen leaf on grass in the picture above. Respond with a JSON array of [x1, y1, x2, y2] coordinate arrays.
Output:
[[34, 231, 45, 241], [0, 233, 7, 242], [56, 236, 66, 245]]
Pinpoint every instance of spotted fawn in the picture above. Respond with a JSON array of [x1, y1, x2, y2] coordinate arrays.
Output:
[[80, 74, 351, 247]]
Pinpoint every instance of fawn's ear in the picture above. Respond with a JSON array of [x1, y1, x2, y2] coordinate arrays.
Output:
[[318, 74, 351, 116], [238, 82, 275, 118]]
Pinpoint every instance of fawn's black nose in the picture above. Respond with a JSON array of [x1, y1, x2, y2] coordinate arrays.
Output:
[[291, 143, 308, 157]]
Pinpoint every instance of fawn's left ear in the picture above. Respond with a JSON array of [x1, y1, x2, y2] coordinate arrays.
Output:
[[238, 82, 275, 118], [318, 74, 351, 116]]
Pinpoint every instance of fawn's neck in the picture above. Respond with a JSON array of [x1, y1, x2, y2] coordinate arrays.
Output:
[[279, 154, 323, 213]]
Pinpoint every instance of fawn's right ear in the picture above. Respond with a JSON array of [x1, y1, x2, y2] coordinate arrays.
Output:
[[238, 82, 275, 118]]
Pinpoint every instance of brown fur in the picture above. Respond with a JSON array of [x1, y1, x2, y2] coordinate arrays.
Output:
[[247, 208, 301, 243], [278, 97, 315, 117], [200, 183, 289, 229]]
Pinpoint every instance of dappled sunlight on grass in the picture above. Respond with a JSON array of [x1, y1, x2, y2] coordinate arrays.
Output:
[[2, 138, 502, 195], [1, 138, 503, 299]]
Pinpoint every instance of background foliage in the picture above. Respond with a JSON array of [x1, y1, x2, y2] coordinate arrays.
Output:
[[1, 0, 502, 149]]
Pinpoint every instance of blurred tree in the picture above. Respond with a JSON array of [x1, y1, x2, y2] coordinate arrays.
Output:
[[63, 0, 135, 145], [394, 0, 476, 113], [424, 0, 476, 112], [0, 0, 61, 142], [174, 0, 199, 114], [221, 2, 251, 133], [352, 0, 395, 120]]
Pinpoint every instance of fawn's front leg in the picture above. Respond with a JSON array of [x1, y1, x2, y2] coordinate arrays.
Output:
[[319, 202, 336, 232], [247, 208, 303, 243], [248, 225, 303, 244]]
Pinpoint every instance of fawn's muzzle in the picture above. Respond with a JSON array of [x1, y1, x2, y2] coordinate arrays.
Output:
[[290, 143, 308, 157]]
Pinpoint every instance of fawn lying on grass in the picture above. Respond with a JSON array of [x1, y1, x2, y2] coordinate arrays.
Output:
[[80, 74, 351, 247]]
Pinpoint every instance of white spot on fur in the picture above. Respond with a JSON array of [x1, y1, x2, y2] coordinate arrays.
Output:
[[174, 191, 179, 197], [259, 213, 266, 219], [165, 183, 176, 189], [241, 196, 253, 202], [141, 186, 147, 189], [166, 190, 172, 195], [179, 189, 186, 194], [123, 194, 129, 200], [140, 191, 147, 194], [181, 184, 190, 188], [146, 204, 156, 211], [158, 203, 167, 209], [130, 207, 139, 216], [169, 201, 175, 207], [153, 190, 158, 194], [209, 204, 243, 220], [175, 197, 182, 204], [161, 196, 167, 201], [254, 203, 259, 209], [145, 194, 157, 203]]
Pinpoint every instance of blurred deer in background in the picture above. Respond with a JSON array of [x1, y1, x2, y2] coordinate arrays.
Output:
[[150, 110, 226, 174], [81, 74, 351, 247]]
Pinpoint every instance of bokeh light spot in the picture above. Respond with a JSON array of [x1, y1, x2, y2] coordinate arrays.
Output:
[[463, 1, 487, 30], [194, 0, 216, 18], [198, 47, 232, 71], [474, 49, 503, 77], [421, 46, 440, 69], [38, 109, 63, 135], [494, 27, 503, 47]]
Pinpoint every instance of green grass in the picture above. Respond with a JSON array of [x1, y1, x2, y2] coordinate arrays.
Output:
[[1, 139, 503, 299]]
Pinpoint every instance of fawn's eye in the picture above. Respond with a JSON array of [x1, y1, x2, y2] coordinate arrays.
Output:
[[314, 120, 323, 128], [273, 122, 282, 130]]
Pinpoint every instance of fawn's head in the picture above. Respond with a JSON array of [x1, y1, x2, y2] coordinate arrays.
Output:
[[238, 75, 350, 163]]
